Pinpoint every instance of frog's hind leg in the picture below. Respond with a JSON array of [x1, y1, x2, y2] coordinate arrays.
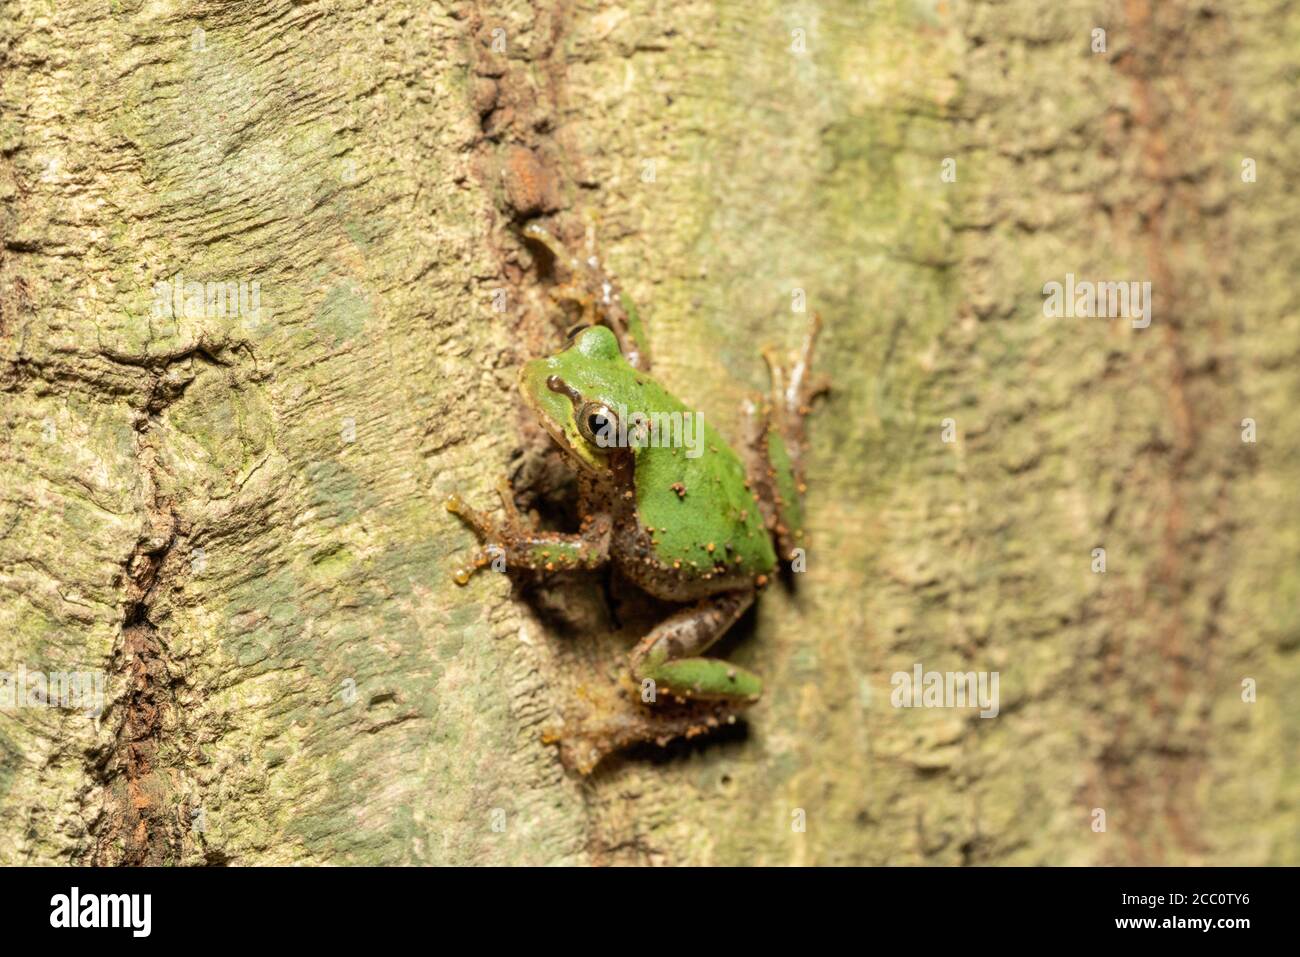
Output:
[[629, 589, 761, 703], [522, 224, 600, 332], [743, 313, 830, 563], [541, 591, 759, 775], [521, 220, 650, 370]]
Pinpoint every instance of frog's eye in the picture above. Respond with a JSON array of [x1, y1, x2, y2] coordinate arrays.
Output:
[[576, 402, 617, 447]]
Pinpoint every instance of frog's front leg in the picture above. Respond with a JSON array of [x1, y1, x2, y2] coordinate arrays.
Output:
[[522, 221, 650, 371], [628, 589, 761, 704], [445, 480, 611, 585], [743, 313, 830, 562]]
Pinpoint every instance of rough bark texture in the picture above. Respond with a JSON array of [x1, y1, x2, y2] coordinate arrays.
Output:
[[1, 0, 1296, 865]]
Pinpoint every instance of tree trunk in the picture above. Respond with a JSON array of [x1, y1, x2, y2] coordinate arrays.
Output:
[[1, 0, 1295, 865]]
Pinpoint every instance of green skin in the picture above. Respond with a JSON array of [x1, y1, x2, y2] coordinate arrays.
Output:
[[448, 228, 823, 706]]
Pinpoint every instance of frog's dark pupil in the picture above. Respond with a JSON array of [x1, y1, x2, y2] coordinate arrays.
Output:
[[588, 413, 609, 434]]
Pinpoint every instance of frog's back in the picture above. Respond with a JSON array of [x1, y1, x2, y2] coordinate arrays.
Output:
[[530, 329, 778, 583], [630, 400, 777, 579]]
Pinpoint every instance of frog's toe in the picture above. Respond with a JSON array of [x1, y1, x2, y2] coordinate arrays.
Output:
[[445, 493, 499, 540]]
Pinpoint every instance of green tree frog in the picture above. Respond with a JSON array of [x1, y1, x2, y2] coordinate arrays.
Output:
[[447, 224, 826, 744]]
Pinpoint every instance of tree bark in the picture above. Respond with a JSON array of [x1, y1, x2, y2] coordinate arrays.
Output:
[[1, 0, 1296, 865]]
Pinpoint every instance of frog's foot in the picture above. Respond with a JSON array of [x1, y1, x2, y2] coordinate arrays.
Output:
[[545, 697, 749, 776], [761, 312, 830, 445], [628, 590, 761, 704], [521, 221, 583, 274], [745, 314, 830, 562], [522, 219, 649, 370], [523, 225, 600, 334], [445, 483, 612, 585], [446, 479, 527, 539]]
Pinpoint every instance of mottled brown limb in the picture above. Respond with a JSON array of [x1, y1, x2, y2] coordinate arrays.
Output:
[[446, 487, 612, 583], [761, 312, 829, 477], [522, 221, 648, 370]]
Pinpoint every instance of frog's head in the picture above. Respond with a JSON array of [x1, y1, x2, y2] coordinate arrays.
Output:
[[520, 325, 633, 473]]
